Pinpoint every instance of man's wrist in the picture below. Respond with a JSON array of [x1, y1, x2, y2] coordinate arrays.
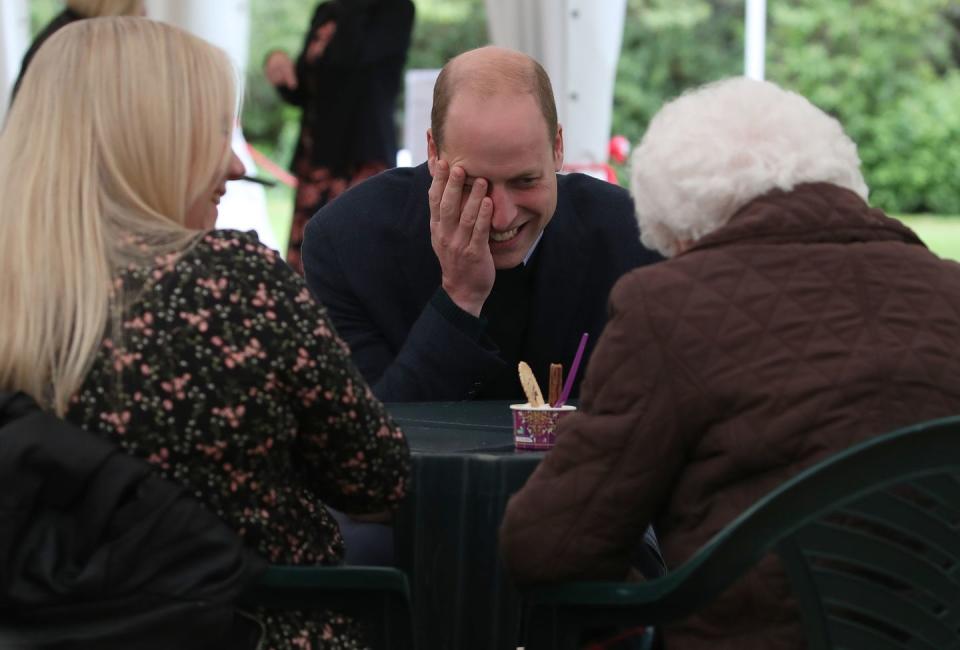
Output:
[[431, 288, 486, 339], [442, 284, 486, 317]]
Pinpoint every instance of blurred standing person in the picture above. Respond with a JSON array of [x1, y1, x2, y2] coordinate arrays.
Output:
[[11, 0, 146, 102], [264, 0, 415, 274]]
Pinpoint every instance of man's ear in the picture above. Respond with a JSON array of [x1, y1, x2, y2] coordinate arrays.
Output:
[[427, 128, 438, 176], [553, 124, 565, 172]]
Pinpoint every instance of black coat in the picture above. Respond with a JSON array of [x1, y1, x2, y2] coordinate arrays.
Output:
[[0, 392, 265, 649]]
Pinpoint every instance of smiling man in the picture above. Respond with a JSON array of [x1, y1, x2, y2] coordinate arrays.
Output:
[[301, 46, 661, 401]]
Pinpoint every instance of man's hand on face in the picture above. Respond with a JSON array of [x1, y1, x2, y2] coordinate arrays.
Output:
[[428, 159, 495, 317]]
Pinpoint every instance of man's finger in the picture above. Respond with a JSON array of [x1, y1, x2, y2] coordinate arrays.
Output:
[[428, 159, 449, 223], [437, 165, 466, 232], [470, 196, 494, 250], [457, 178, 487, 235]]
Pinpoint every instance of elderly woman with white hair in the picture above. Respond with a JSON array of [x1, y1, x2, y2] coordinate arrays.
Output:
[[501, 77, 960, 648]]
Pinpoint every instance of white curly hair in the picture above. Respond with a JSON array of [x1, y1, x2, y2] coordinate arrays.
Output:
[[629, 77, 869, 257]]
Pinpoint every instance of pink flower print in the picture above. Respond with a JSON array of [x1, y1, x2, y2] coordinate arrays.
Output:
[[298, 386, 321, 406], [294, 287, 312, 304], [153, 251, 180, 272], [100, 410, 131, 434], [123, 314, 154, 337], [212, 404, 246, 428], [312, 321, 334, 338], [247, 437, 274, 457], [251, 283, 276, 309], [229, 467, 253, 493], [263, 372, 278, 392], [222, 338, 265, 368], [179, 308, 211, 332], [292, 630, 313, 648], [342, 451, 366, 469], [376, 424, 399, 439], [196, 277, 228, 299], [111, 348, 142, 372], [340, 381, 358, 405], [262, 488, 278, 506], [146, 447, 171, 470], [293, 347, 316, 373], [160, 373, 192, 399], [205, 235, 240, 252], [196, 440, 227, 460]]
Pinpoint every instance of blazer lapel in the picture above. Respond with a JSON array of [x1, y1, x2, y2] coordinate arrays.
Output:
[[392, 163, 442, 324]]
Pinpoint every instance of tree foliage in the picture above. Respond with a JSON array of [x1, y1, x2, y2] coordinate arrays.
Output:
[[614, 0, 960, 213], [23, 0, 959, 213]]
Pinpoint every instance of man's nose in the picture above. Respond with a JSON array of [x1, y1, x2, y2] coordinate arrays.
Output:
[[489, 185, 518, 230]]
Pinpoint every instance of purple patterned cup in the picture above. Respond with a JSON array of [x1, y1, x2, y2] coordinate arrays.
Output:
[[510, 404, 577, 450]]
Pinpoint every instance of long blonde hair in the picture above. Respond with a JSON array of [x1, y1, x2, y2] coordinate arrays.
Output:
[[66, 0, 145, 17], [0, 17, 237, 414]]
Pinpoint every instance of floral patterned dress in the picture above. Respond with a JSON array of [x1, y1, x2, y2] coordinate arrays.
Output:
[[67, 230, 410, 649]]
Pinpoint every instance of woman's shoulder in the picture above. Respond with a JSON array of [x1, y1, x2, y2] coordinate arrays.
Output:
[[152, 229, 301, 304], [185, 229, 287, 275]]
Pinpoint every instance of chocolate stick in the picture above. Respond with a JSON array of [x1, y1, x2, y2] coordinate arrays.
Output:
[[548, 363, 563, 406]]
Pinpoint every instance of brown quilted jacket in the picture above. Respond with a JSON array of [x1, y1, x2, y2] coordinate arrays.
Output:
[[500, 183, 960, 649]]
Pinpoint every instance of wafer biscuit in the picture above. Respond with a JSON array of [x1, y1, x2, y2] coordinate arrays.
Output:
[[518, 361, 545, 407]]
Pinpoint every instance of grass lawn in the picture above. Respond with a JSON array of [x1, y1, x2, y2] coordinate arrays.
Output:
[[262, 186, 960, 264], [896, 215, 960, 262]]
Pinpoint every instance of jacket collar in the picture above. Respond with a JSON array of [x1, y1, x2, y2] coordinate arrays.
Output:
[[688, 183, 925, 254]]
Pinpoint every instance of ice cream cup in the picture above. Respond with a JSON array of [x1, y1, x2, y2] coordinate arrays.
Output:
[[510, 403, 577, 450]]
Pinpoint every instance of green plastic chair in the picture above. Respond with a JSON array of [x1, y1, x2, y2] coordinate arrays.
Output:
[[521, 415, 960, 650], [240, 565, 415, 649]]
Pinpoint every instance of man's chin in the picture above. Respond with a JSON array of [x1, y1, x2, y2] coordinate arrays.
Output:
[[492, 252, 526, 270]]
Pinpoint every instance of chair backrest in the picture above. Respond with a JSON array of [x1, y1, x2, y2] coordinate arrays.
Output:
[[240, 565, 415, 650], [525, 415, 960, 650]]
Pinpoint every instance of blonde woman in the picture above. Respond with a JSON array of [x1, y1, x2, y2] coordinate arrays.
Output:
[[11, 0, 146, 102], [0, 17, 409, 650]]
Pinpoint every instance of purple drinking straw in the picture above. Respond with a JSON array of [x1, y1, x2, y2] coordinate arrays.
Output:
[[554, 332, 589, 407]]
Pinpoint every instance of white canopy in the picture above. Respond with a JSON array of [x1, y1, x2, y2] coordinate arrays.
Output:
[[483, 0, 626, 175]]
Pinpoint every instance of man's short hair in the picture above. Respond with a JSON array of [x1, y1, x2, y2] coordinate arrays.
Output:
[[430, 48, 558, 150]]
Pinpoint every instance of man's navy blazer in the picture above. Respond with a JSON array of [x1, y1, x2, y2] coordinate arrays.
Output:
[[302, 162, 661, 402]]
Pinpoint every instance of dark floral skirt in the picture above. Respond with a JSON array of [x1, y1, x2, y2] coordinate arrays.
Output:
[[286, 160, 387, 275]]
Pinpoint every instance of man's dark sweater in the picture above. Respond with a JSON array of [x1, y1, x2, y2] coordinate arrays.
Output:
[[302, 162, 662, 402]]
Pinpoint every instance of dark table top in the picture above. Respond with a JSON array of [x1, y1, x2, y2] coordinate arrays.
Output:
[[387, 400, 529, 455]]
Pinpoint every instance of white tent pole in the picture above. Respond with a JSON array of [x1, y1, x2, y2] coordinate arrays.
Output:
[[0, 0, 29, 120], [744, 0, 766, 80]]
